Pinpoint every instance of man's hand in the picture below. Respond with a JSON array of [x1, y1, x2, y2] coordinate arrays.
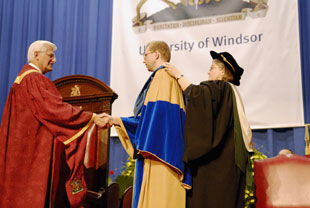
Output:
[[94, 114, 111, 129], [94, 113, 119, 129]]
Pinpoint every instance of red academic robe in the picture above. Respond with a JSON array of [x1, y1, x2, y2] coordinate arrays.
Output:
[[0, 64, 99, 208]]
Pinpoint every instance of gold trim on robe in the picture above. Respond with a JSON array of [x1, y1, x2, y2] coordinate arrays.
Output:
[[14, 69, 41, 84], [63, 114, 96, 145]]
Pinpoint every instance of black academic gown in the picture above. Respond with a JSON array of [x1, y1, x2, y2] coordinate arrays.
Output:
[[184, 80, 246, 208]]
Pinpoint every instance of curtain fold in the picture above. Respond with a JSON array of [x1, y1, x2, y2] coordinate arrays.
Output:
[[252, 127, 306, 157]]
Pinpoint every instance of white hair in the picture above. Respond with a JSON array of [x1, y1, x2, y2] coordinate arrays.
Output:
[[27, 40, 57, 62]]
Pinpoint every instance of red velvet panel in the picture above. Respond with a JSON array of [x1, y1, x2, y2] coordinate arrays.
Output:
[[254, 154, 310, 208]]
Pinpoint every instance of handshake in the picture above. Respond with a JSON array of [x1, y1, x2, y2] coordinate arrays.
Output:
[[93, 113, 119, 129]]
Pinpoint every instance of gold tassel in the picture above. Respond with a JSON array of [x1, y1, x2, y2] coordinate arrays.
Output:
[[305, 124, 310, 155]]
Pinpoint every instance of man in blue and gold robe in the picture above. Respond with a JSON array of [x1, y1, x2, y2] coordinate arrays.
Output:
[[108, 41, 191, 208]]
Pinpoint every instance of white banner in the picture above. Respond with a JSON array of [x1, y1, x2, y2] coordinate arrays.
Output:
[[111, 0, 304, 130]]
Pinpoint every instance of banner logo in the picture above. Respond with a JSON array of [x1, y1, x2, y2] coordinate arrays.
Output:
[[132, 0, 269, 33]]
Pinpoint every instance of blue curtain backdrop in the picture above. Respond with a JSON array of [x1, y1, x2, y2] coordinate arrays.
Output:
[[1, 0, 310, 180], [0, 0, 113, 117]]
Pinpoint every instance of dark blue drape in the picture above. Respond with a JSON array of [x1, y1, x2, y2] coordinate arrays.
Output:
[[1, 0, 310, 179]]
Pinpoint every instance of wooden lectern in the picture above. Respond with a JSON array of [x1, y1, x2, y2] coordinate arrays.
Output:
[[53, 75, 118, 208]]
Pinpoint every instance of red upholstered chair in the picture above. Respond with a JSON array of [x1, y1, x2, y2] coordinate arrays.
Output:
[[254, 154, 310, 208]]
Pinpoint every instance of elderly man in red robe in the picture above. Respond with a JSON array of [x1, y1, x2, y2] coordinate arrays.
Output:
[[0, 40, 110, 208]]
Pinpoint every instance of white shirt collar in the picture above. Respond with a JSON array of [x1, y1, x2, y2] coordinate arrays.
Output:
[[28, 63, 42, 74]]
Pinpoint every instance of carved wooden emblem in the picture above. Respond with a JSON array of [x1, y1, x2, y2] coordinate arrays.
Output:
[[71, 85, 81, 97]]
